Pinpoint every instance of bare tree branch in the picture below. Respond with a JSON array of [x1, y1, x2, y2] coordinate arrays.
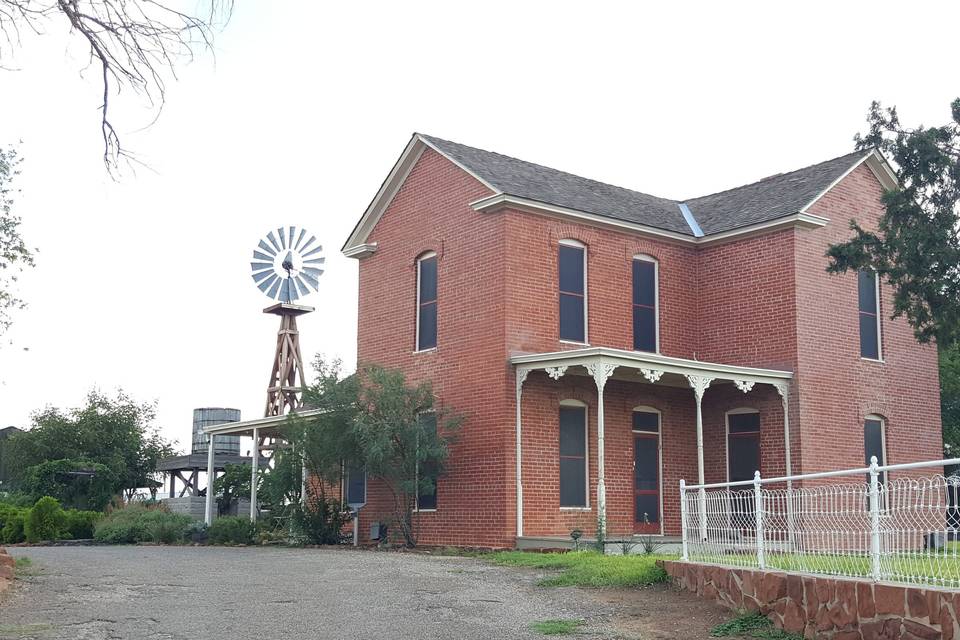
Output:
[[0, 0, 232, 176]]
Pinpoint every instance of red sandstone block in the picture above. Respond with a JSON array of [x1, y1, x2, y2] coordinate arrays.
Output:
[[876, 585, 907, 617], [782, 599, 806, 634], [0, 554, 13, 568], [0, 564, 11, 581], [901, 619, 941, 640], [907, 589, 929, 620], [858, 581, 876, 619]]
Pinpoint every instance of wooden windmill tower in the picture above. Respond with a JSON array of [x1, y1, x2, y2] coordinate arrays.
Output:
[[249, 227, 325, 418]]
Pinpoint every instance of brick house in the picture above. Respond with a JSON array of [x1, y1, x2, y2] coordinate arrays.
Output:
[[340, 134, 942, 549]]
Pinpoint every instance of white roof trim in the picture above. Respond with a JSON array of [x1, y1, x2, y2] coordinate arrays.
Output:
[[471, 193, 696, 243], [511, 346, 792, 385], [800, 149, 898, 214], [202, 408, 325, 437], [696, 212, 829, 246], [342, 134, 501, 258]]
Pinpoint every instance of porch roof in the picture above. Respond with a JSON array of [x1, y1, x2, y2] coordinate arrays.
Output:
[[200, 408, 325, 439], [510, 346, 792, 387]]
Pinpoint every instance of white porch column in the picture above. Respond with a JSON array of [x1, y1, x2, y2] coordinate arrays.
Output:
[[686, 375, 712, 541], [515, 368, 530, 539], [204, 433, 216, 525], [249, 427, 259, 522], [586, 361, 617, 539], [775, 381, 796, 544]]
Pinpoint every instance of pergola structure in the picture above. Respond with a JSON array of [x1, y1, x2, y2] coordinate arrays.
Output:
[[200, 409, 324, 524], [511, 347, 794, 540], [158, 453, 264, 499]]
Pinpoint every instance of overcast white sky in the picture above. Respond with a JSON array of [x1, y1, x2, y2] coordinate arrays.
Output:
[[0, 1, 957, 452]]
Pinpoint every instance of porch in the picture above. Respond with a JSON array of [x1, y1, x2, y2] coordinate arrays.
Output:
[[512, 346, 794, 543]]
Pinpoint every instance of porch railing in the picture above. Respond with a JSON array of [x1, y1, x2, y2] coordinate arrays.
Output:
[[680, 457, 960, 588]]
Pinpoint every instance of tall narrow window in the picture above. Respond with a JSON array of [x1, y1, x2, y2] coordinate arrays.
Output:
[[865, 415, 887, 485], [727, 410, 761, 483], [632, 256, 658, 352], [559, 404, 588, 507], [559, 240, 586, 343], [416, 413, 438, 510], [858, 270, 881, 360], [416, 252, 437, 351], [632, 408, 661, 532], [345, 463, 366, 506]]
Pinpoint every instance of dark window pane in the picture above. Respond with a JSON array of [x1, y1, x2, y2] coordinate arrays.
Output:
[[559, 293, 585, 342], [418, 414, 438, 509], [633, 260, 656, 307], [632, 411, 659, 432], [634, 437, 658, 491], [858, 270, 876, 313], [728, 412, 760, 434], [346, 463, 365, 505], [560, 458, 586, 507], [865, 419, 885, 466], [860, 313, 878, 359], [559, 407, 586, 456], [559, 407, 586, 507], [418, 302, 437, 350], [633, 306, 656, 352], [419, 256, 437, 302], [728, 434, 760, 482], [635, 494, 659, 524], [559, 245, 584, 294]]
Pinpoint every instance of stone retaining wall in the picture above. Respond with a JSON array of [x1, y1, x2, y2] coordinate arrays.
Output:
[[0, 547, 14, 596], [660, 560, 959, 639]]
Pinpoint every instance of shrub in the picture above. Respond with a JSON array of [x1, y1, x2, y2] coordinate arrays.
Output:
[[1, 510, 26, 543], [25, 496, 67, 542], [62, 510, 102, 540], [207, 516, 255, 545], [292, 495, 351, 545], [93, 503, 193, 544]]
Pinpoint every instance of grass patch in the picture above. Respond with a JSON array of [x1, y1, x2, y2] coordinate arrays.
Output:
[[530, 619, 585, 635], [13, 556, 38, 578], [488, 550, 672, 587], [0, 623, 53, 636], [711, 613, 802, 639]]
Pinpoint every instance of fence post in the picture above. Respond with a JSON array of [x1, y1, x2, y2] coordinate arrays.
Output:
[[869, 455, 881, 582], [754, 470, 765, 570], [680, 479, 689, 561]]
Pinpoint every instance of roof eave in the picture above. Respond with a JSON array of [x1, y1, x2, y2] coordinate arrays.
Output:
[[799, 149, 898, 215]]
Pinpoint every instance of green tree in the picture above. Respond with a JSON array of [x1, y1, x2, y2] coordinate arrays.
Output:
[[941, 342, 960, 455], [826, 98, 960, 347], [0, 144, 35, 334], [22, 459, 117, 511], [213, 463, 252, 516], [5, 391, 175, 506], [351, 365, 460, 547]]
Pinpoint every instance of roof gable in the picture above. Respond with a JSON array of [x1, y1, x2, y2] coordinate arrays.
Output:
[[343, 134, 898, 256]]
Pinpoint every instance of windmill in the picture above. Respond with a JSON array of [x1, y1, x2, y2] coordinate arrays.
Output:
[[250, 226, 324, 417]]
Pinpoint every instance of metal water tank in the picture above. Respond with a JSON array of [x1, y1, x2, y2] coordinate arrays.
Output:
[[191, 408, 241, 455]]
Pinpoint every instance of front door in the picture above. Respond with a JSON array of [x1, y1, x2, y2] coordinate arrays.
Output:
[[633, 409, 661, 533]]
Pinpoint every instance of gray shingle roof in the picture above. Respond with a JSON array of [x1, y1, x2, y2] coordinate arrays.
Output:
[[419, 134, 871, 239], [420, 135, 692, 235], [684, 150, 870, 235]]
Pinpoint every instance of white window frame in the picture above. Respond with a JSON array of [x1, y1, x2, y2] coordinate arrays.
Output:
[[559, 399, 590, 510], [559, 239, 588, 346], [859, 269, 883, 362], [632, 254, 660, 354], [725, 408, 761, 483], [632, 405, 663, 535], [414, 410, 438, 512], [864, 413, 888, 468], [415, 251, 438, 353]]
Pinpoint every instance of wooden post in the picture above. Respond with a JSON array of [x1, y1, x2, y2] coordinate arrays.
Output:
[[263, 303, 313, 417]]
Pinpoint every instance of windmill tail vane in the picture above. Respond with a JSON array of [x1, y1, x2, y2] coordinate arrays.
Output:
[[250, 225, 325, 302]]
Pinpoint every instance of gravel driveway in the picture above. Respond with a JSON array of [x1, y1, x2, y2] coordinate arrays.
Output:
[[0, 546, 618, 640]]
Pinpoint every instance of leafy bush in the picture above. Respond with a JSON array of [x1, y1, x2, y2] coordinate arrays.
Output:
[[1, 509, 26, 543], [207, 516, 255, 545], [292, 495, 351, 545], [93, 503, 193, 544], [24, 496, 67, 542], [62, 510, 102, 540]]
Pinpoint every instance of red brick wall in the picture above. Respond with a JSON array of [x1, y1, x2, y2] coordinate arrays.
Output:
[[795, 164, 942, 475]]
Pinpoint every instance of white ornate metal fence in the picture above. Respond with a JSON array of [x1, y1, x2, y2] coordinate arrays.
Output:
[[680, 457, 960, 588]]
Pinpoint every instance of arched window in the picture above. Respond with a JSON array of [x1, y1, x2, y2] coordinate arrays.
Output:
[[858, 270, 882, 360], [416, 251, 437, 351], [559, 399, 588, 508], [865, 414, 887, 485], [559, 240, 587, 343], [632, 406, 661, 532], [632, 255, 658, 353], [726, 408, 761, 483]]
